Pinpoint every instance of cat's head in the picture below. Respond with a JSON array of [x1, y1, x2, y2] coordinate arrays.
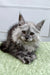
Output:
[[17, 13, 45, 42], [12, 13, 45, 43]]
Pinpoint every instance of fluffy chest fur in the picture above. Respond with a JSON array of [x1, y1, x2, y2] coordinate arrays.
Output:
[[23, 41, 39, 52]]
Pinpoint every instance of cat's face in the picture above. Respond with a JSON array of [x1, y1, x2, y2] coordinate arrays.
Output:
[[18, 14, 45, 42], [20, 22, 38, 42]]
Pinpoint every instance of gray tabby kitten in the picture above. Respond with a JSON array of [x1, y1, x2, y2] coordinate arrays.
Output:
[[0, 14, 45, 64]]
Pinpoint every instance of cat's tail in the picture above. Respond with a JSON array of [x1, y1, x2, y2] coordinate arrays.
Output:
[[0, 41, 8, 52]]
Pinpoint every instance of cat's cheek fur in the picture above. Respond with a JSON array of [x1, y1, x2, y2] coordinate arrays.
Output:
[[21, 36, 25, 41], [12, 27, 22, 42]]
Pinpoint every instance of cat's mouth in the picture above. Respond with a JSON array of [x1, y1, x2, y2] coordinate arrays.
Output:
[[24, 39, 33, 43], [25, 39, 28, 42], [20, 37, 29, 43], [25, 39, 32, 42], [20, 36, 33, 43], [24, 39, 35, 43]]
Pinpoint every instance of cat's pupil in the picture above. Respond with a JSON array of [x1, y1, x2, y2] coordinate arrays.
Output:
[[30, 32, 34, 35], [22, 31, 26, 34]]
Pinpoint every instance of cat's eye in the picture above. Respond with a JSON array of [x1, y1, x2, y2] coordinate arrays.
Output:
[[30, 32, 34, 35], [22, 31, 26, 34]]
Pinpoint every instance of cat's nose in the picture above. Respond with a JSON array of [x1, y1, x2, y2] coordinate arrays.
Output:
[[25, 36, 29, 40]]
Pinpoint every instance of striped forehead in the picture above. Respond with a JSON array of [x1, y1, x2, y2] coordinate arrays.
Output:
[[30, 24, 39, 33], [28, 23, 39, 33], [20, 24, 29, 30], [28, 23, 36, 32], [20, 22, 39, 33]]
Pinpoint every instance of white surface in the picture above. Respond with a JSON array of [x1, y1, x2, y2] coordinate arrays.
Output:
[[0, 32, 7, 41], [0, 0, 50, 8]]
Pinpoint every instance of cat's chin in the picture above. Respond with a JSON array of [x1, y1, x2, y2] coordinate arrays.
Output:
[[24, 40, 33, 43], [24, 39, 36, 43], [21, 39, 29, 43]]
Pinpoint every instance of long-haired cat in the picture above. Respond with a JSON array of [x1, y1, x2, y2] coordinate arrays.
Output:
[[0, 14, 45, 64]]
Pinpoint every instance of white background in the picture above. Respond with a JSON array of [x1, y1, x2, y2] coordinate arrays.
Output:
[[0, 0, 50, 41]]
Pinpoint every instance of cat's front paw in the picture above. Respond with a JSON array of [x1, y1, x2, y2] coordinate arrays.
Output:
[[23, 54, 36, 64]]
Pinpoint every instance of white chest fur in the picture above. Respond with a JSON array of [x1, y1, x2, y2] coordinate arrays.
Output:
[[23, 41, 39, 52]]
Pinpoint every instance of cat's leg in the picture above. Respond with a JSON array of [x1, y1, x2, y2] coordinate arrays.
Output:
[[23, 52, 37, 64], [17, 55, 27, 64], [17, 54, 36, 64], [16, 51, 36, 64]]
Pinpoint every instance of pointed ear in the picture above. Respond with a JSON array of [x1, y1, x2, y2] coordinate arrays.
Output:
[[35, 20, 45, 31], [18, 13, 25, 26]]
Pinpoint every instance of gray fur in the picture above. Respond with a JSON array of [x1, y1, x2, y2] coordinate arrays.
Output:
[[0, 14, 45, 64]]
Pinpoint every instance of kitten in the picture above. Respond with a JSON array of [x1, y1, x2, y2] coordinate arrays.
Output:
[[0, 14, 45, 64]]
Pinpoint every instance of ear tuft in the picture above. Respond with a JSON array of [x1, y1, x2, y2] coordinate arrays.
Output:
[[36, 20, 45, 31], [40, 20, 45, 25], [18, 13, 25, 25], [19, 13, 23, 21]]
